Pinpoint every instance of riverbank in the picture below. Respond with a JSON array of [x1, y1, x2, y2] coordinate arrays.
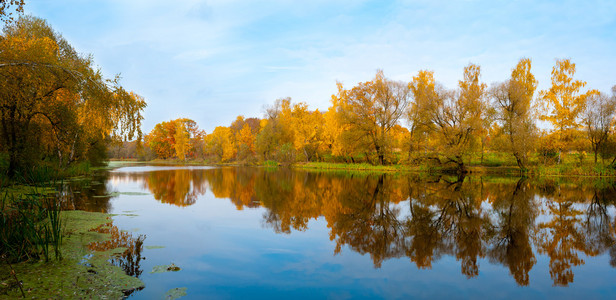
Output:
[[293, 161, 616, 177], [109, 155, 616, 178], [1, 210, 144, 298]]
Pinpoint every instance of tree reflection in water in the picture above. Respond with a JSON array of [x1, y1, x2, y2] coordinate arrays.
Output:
[[88, 222, 145, 278], [107, 167, 616, 286]]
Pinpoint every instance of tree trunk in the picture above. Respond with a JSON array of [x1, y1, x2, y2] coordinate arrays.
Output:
[[480, 137, 485, 164], [303, 147, 309, 163], [365, 152, 373, 165], [456, 156, 466, 174], [68, 132, 79, 165]]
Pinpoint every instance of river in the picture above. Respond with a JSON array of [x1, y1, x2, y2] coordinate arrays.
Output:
[[64, 165, 616, 299]]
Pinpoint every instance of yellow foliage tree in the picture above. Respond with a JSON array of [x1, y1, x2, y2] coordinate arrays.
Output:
[[238, 123, 256, 154], [0, 16, 146, 174], [539, 59, 599, 162], [204, 126, 235, 162], [408, 70, 439, 157], [174, 122, 190, 161], [335, 70, 410, 165], [490, 58, 538, 169], [289, 102, 324, 162], [410, 64, 486, 172]]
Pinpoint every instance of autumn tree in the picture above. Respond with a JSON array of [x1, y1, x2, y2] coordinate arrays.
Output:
[[539, 59, 598, 163], [410, 64, 486, 172], [321, 103, 348, 160], [146, 121, 176, 159], [229, 115, 261, 161], [237, 123, 256, 159], [256, 98, 294, 162], [490, 58, 538, 169], [335, 70, 410, 165], [287, 102, 324, 162], [174, 122, 189, 160], [146, 118, 201, 160], [204, 126, 235, 162], [0, 16, 145, 176]]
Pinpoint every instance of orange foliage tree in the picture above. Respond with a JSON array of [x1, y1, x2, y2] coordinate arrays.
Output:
[[146, 118, 203, 160]]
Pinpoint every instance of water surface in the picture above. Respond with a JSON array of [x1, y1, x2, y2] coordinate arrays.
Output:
[[70, 166, 616, 299]]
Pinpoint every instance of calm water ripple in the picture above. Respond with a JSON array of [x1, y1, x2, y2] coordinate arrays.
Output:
[[66, 166, 616, 299]]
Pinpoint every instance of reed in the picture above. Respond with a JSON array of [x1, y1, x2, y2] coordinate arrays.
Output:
[[0, 183, 63, 263]]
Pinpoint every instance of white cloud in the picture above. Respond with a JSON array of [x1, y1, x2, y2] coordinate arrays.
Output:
[[25, 0, 616, 133]]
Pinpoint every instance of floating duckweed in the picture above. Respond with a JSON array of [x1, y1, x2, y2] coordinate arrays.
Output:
[[145, 245, 165, 250], [164, 287, 187, 299], [151, 263, 181, 274]]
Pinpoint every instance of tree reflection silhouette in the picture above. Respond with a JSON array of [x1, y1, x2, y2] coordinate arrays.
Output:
[[487, 178, 537, 286], [104, 167, 616, 285]]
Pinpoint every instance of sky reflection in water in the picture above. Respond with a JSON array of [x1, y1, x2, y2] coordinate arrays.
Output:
[[80, 166, 616, 299]]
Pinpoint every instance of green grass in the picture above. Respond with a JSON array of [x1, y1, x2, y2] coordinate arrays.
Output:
[[118, 151, 616, 178], [293, 151, 616, 178], [295, 162, 409, 172]]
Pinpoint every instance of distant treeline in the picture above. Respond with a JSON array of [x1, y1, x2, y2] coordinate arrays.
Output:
[[116, 58, 615, 173]]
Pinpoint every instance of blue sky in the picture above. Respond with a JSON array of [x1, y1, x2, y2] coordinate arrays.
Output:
[[24, 0, 616, 134]]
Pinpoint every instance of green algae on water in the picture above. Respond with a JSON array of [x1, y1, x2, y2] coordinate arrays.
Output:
[[151, 263, 181, 274], [1, 210, 145, 298], [145, 245, 165, 250], [164, 287, 187, 299]]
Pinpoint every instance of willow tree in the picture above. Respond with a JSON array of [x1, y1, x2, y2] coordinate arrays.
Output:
[[335, 70, 410, 165], [410, 64, 486, 172], [0, 16, 146, 176], [490, 58, 538, 170], [539, 59, 598, 163]]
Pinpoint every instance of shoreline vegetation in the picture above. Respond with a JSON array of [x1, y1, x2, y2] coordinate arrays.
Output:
[[108, 155, 616, 178], [114, 59, 616, 179], [1, 208, 144, 298]]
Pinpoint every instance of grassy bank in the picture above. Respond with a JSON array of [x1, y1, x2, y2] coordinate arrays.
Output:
[[114, 150, 616, 178], [294, 159, 616, 178], [294, 162, 411, 173], [1, 210, 144, 298]]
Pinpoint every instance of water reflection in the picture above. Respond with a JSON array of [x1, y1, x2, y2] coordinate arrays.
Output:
[[88, 222, 146, 278], [108, 167, 616, 287], [57, 172, 114, 212]]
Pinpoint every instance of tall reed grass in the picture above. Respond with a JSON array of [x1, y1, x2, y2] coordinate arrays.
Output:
[[0, 185, 64, 263]]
